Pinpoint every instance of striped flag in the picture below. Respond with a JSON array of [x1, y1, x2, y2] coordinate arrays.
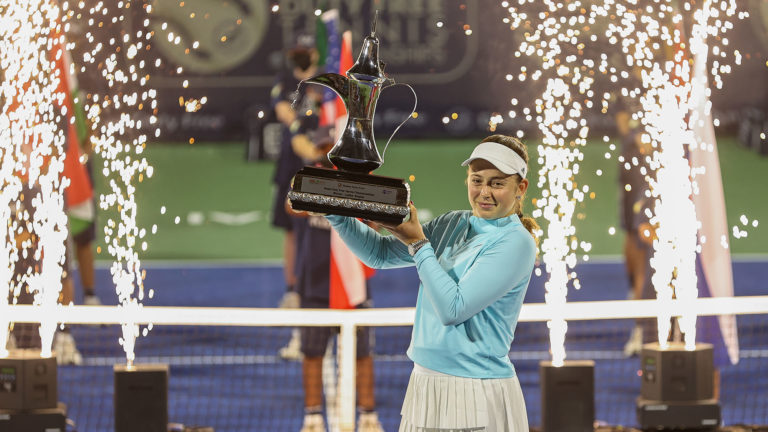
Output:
[[51, 26, 94, 224], [318, 10, 374, 309], [664, 15, 738, 366], [689, 46, 739, 366], [334, 30, 354, 139], [317, 10, 340, 127]]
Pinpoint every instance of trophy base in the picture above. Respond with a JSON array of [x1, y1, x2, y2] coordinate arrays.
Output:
[[288, 166, 410, 224]]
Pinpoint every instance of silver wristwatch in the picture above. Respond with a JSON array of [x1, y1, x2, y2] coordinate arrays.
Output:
[[407, 238, 430, 256]]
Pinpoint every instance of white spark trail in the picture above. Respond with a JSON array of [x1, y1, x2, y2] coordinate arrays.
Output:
[[53, 1, 158, 365], [502, 0, 745, 355], [1, 0, 69, 358]]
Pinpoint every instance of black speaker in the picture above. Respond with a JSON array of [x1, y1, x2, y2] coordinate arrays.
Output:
[[114, 364, 168, 432], [640, 342, 713, 401], [0, 402, 66, 432], [540, 360, 595, 432], [637, 397, 720, 430], [0, 349, 57, 410]]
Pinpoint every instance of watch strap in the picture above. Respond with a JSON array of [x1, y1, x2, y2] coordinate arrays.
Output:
[[408, 238, 430, 256]]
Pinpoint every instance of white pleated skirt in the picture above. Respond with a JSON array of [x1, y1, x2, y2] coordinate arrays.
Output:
[[399, 364, 529, 432]]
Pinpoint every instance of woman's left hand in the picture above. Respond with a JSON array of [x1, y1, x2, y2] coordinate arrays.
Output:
[[380, 203, 426, 245]]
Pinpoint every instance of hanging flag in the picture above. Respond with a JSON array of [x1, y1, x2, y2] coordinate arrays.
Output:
[[317, 9, 342, 128], [318, 10, 374, 309], [329, 230, 368, 309], [51, 25, 94, 228], [334, 30, 353, 138], [689, 45, 739, 366]]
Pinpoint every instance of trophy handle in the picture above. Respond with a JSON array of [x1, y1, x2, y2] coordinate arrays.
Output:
[[380, 83, 418, 158]]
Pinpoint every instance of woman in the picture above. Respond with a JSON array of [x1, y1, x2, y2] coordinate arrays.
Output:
[[324, 134, 539, 432]]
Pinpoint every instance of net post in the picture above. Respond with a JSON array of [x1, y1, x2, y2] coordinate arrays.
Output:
[[338, 321, 357, 432]]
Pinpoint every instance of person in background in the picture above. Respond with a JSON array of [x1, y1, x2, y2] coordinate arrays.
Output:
[[319, 135, 539, 432], [613, 82, 656, 357], [287, 125, 384, 432], [67, 114, 99, 307], [270, 34, 324, 359]]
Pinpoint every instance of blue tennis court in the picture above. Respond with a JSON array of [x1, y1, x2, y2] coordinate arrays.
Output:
[[57, 259, 768, 432]]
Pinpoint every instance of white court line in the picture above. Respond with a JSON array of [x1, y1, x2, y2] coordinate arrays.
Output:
[[80, 349, 768, 367]]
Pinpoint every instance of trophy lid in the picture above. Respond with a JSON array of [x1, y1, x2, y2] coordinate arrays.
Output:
[[346, 11, 388, 82]]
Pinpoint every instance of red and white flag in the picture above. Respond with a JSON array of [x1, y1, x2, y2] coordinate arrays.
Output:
[[51, 26, 94, 217], [319, 12, 374, 309]]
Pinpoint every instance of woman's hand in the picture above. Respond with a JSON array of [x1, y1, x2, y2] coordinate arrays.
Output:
[[286, 177, 326, 218], [380, 203, 426, 245]]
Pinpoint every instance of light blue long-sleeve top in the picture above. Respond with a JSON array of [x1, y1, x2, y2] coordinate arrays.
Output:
[[326, 210, 536, 378]]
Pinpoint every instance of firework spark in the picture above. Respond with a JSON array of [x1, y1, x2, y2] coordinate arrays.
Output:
[[1, 0, 71, 358], [61, 0, 158, 365], [502, 0, 745, 357], [504, 0, 596, 366]]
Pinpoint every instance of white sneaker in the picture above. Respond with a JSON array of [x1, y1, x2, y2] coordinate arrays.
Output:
[[279, 291, 300, 308], [358, 411, 384, 432], [83, 294, 102, 306], [623, 326, 643, 357], [279, 328, 302, 361], [300, 413, 326, 432], [54, 332, 83, 365]]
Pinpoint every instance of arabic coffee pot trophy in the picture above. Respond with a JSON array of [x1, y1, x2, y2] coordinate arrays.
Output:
[[287, 11, 417, 224]]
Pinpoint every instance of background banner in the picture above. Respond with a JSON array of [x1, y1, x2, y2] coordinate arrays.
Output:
[[79, 0, 768, 142]]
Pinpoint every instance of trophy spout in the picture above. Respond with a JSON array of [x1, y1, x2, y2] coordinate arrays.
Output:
[[302, 73, 349, 104]]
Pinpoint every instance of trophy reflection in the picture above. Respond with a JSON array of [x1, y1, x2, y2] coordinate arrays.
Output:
[[287, 12, 415, 224]]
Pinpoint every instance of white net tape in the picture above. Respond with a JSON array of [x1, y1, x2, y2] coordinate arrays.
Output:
[[6, 296, 768, 326]]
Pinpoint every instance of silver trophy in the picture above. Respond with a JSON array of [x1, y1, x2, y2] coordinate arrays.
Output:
[[287, 12, 416, 224]]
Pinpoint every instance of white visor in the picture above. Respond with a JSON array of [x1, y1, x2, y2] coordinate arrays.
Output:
[[461, 142, 528, 178]]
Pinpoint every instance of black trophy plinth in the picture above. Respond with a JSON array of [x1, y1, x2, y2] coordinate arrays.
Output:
[[288, 166, 410, 224]]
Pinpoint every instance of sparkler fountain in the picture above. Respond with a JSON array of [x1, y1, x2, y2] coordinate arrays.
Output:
[[502, 0, 745, 360], [0, 2, 71, 424], [503, 3, 599, 428], [504, 1, 596, 367], [60, 2, 167, 430], [607, 0, 744, 351], [504, 0, 599, 369], [501, 0, 746, 429], [1, 0, 69, 359], [61, 0, 158, 366], [2, 0, 162, 426], [633, 4, 743, 426]]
